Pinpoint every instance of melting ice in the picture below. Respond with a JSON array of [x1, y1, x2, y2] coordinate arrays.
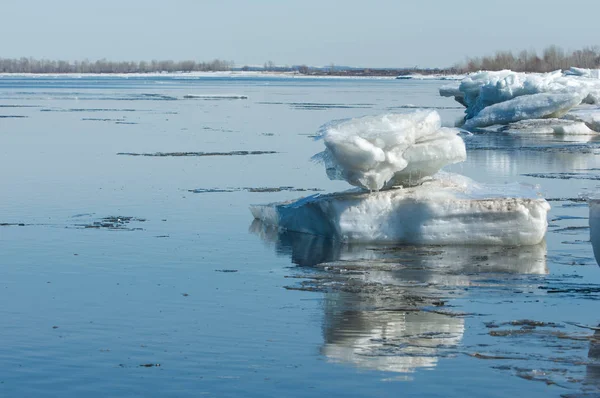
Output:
[[251, 110, 550, 246], [312, 110, 465, 191]]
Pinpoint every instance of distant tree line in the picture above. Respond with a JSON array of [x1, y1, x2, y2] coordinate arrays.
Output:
[[0, 58, 233, 73], [455, 45, 600, 73]]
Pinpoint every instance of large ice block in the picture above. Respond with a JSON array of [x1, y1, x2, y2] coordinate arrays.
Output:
[[250, 174, 549, 246], [463, 92, 584, 130]]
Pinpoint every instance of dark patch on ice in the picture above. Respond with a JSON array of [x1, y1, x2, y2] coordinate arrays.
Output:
[[551, 226, 590, 234], [115, 121, 138, 125], [139, 93, 177, 101], [74, 216, 146, 231], [82, 118, 126, 122], [0, 222, 27, 226], [0, 105, 39, 108], [118, 150, 278, 157], [257, 101, 373, 110], [0, 115, 27, 118], [189, 186, 323, 194], [523, 173, 600, 181], [201, 126, 237, 133], [387, 105, 464, 110], [215, 269, 239, 273], [184, 94, 247, 100], [41, 108, 138, 112]]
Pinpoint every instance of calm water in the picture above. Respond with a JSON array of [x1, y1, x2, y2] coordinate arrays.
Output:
[[1, 75, 600, 397]]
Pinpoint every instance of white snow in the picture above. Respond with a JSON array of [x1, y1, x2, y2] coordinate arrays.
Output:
[[463, 92, 584, 130], [250, 173, 549, 246], [313, 111, 466, 191]]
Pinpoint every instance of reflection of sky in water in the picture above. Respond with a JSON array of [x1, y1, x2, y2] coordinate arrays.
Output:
[[3, 75, 600, 396]]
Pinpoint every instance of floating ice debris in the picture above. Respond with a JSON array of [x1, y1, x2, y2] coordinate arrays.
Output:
[[463, 92, 584, 130], [442, 69, 600, 130], [250, 173, 549, 246], [500, 119, 596, 135], [118, 150, 277, 157], [189, 186, 323, 194], [183, 94, 248, 100], [312, 111, 466, 191]]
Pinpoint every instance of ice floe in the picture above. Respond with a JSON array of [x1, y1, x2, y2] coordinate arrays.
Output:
[[463, 92, 584, 130], [441, 69, 600, 132], [250, 172, 549, 245], [312, 111, 466, 191]]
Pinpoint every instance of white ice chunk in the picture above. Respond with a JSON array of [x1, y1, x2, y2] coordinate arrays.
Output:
[[563, 106, 600, 132], [314, 111, 466, 191], [250, 173, 549, 246], [565, 67, 600, 79], [463, 92, 584, 130], [502, 118, 596, 135], [439, 83, 465, 106]]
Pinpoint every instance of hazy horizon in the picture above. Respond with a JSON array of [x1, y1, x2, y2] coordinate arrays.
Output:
[[3, 0, 600, 68]]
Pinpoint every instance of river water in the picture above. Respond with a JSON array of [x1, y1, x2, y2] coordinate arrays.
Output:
[[1, 75, 599, 397]]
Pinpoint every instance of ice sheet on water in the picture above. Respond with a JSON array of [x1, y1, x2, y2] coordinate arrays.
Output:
[[312, 111, 466, 191], [250, 172, 549, 246]]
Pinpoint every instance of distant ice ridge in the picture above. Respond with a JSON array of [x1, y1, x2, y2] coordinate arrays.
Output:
[[312, 111, 466, 191], [250, 172, 549, 246], [440, 69, 600, 131]]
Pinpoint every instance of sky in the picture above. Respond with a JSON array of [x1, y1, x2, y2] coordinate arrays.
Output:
[[2, 0, 600, 68]]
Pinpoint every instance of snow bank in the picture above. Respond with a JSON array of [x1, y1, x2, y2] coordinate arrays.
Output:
[[313, 111, 466, 191], [250, 173, 549, 246]]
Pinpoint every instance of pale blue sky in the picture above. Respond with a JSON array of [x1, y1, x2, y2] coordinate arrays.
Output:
[[2, 0, 599, 68]]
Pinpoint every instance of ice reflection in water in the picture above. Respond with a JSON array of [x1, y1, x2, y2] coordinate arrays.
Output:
[[251, 220, 548, 376]]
